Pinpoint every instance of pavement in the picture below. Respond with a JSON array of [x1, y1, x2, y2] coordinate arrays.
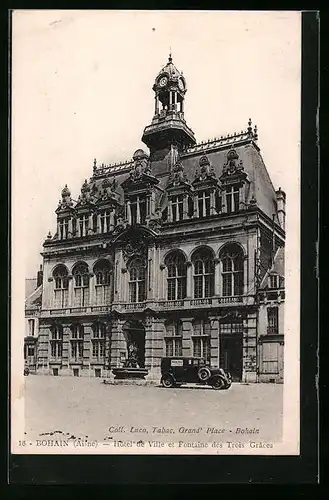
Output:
[[24, 375, 283, 445]]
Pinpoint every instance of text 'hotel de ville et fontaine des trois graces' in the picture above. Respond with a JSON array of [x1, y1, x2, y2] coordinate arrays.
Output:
[[24, 54, 285, 383]]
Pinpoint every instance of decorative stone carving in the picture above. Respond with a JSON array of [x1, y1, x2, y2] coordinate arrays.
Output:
[[222, 149, 244, 176], [122, 235, 148, 261]]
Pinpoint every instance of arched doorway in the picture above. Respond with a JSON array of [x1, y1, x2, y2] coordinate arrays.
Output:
[[122, 320, 146, 368]]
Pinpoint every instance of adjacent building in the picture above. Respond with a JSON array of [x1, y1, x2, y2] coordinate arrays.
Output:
[[32, 54, 285, 382]]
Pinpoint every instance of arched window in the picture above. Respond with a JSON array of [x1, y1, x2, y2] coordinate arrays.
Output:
[[72, 263, 90, 307], [94, 260, 111, 305], [164, 320, 182, 356], [53, 265, 69, 308], [192, 319, 211, 363], [92, 322, 106, 360], [165, 252, 187, 301], [192, 248, 214, 298], [220, 244, 244, 297], [50, 324, 63, 358], [70, 324, 84, 360], [129, 258, 146, 303]]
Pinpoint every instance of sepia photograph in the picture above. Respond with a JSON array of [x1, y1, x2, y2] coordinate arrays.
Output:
[[11, 10, 301, 455]]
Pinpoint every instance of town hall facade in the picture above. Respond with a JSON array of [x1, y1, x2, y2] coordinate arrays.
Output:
[[26, 55, 285, 383]]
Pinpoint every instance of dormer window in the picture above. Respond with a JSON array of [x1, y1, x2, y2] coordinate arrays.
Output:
[[269, 274, 279, 289], [100, 210, 111, 233], [197, 190, 211, 218], [59, 218, 69, 239], [170, 195, 184, 221], [226, 185, 240, 214], [78, 214, 89, 237], [129, 195, 147, 225]]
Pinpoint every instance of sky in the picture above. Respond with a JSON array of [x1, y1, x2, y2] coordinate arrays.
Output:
[[11, 10, 301, 279]]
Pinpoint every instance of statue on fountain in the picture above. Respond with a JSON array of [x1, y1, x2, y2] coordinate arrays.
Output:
[[124, 342, 139, 368]]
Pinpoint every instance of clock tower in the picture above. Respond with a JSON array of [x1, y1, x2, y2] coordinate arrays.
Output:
[[142, 53, 196, 156]]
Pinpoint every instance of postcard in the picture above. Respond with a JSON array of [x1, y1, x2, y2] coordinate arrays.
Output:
[[11, 10, 301, 456]]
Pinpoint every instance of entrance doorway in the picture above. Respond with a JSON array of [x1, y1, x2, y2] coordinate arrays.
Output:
[[73, 368, 79, 377], [220, 333, 243, 381], [53, 368, 59, 376], [95, 368, 101, 378], [122, 320, 146, 368]]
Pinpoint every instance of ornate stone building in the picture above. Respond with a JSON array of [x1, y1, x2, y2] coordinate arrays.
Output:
[[35, 55, 285, 382]]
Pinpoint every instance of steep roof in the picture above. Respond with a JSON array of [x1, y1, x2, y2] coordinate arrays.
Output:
[[25, 279, 37, 300], [25, 283, 42, 309], [259, 246, 285, 289]]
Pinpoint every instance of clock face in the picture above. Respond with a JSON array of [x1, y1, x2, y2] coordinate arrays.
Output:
[[178, 78, 184, 91], [159, 76, 168, 87]]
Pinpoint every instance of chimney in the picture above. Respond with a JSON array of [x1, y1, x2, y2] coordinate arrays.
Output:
[[275, 187, 286, 230], [37, 264, 43, 287]]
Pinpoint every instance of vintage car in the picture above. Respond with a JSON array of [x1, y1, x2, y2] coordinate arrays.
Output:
[[160, 357, 232, 390]]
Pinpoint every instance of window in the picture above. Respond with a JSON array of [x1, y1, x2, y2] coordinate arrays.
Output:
[[27, 346, 34, 357], [267, 307, 279, 334], [78, 214, 89, 237], [70, 324, 84, 360], [220, 245, 244, 297], [28, 319, 35, 336], [53, 265, 69, 308], [192, 249, 214, 298], [94, 260, 111, 305], [197, 190, 211, 218], [100, 211, 111, 233], [165, 252, 187, 300], [73, 263, 90, 307], [59, 218, 69, 239], [170, 195, 184, 221], [192, 319, 211, 362], [129, 258, 146, 303], [50, 325, 63, 358], [164, 321, 182, 356], [225, 185, 240, 214], [269, 275, 278, 289], [130, 195, 147, 225], [92, 323, 106, 360]]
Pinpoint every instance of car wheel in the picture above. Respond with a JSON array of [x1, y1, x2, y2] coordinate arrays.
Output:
[[161, 375, 175, 388], [211, 376, 225, 390], [198, 367, 211, 382]]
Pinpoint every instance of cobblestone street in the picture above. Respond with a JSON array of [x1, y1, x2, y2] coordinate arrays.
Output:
[[24, 376, 283, 447]]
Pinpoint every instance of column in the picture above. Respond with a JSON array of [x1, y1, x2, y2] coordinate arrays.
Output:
[[181, 319, 192, 357], [243, 256, 248, 297], [203, 194, 206, 218], [150, 317, 165, 376], [68, 218, 73, 238], [214, 259, 221, 296], [68, 276, 74, 308], [168, 199, 173, 222], [186, 263, 192, 298], [210, 190, 216, 215], [243, 313, 257, 383], [193, 195, 198, 218], [183, 195, 188, 220], [144, 316, 153, 371], [109, 209, 115, 231], [83, 322, 93, 376], [169, 91, 172, 110], [136, 196, 140, 224], [110, 318, 126, 368], [61, 325, 70, 373], [89, 275, 95, 306], [88, 213, 93, 235], [209, 318, 219, 368], [103, 213, 108, 234], [57, 221, 61, 239], [96, 214, 100, 234], [150, 192, 156, 217], [127, 200, 131, 225]]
